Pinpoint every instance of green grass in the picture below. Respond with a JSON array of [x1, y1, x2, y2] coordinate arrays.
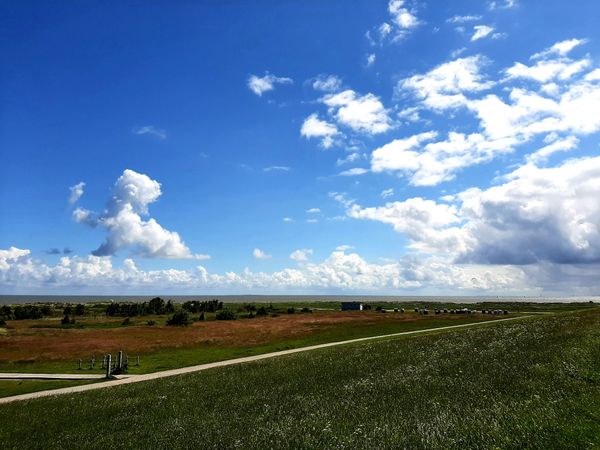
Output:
[[0, 379, 95, 398], [1, 309, 600, 448], [0, 313, 504, 378]]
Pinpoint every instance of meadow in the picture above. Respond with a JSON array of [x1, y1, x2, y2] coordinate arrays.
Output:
[[1, 307, 599, 448], [0, 300, 511, 397]]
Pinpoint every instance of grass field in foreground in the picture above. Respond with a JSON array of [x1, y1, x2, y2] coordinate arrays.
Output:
[[1, 309, 599, 449]]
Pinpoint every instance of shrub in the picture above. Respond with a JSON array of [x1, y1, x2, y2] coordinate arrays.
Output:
[[301, 307, 312, 313], [287, 307, 295, 314], [1, 305, 11, 318], [146, 320, 156, 326], [61, 315, 72, 325], [13, 305, 44, 320], [256, 306, 268, 316], [167, 311, 190, 326], [216, 310, 236, 321], [122, 318, 132, 326], [198, 312, 205, 321], [0, 318, 6, 327], [75, 304, 85, 316], [63, 304, 73, 315]]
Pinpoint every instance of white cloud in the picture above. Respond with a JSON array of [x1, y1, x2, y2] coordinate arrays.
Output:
[[248, 73, 293, 96], [388, 0, 419, 30], [73, 169, 205, 259], [312, 75, 342, 92], [526, 136, 579, 164], [381, 188, 394, 199], [532, 38, 588, 60], [306, 218, 319, 224], [132, 125, 167, 140], [366, 53, 376, 67], [0, 247, 30, 271], [300, 113, 339, 148], [68, 182, 85, 204], [389, 39, 600, 184], [488, 0, 517, 10], [336, 152, 364, 166], [283, 217, 294, 223], [0, 247, 537, 294], [263, 166, 291, 172], [345, 155, 600, 267], [471, 25, 494, 41], [339, 168, 369, 176], [447, 15, 481, 24], [306, 208, 320, 214], [322, 90, 392, 134], [290, 248, 313, 262], [398, 56, 493, 110], [253, 248, 272, 260], [505, 59, 590, 83]]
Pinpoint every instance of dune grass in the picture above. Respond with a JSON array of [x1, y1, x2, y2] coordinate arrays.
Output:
[[1, 308, 599, 448]]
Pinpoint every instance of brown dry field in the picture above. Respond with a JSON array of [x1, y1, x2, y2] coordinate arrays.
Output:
[[0, 311, 490, 363]]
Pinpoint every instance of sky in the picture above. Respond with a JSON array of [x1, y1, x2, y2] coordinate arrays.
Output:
[[2, 0, 600, 295]]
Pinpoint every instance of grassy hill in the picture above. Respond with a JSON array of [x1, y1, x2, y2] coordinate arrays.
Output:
[[1, 308, 599, 449]]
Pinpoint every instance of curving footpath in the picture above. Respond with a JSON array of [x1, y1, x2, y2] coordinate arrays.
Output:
[[0, 315, 530, 404]]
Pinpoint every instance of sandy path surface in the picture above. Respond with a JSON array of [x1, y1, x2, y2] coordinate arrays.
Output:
[[0, 315, 530, 405]]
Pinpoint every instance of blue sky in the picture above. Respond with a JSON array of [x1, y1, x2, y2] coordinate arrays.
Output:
[[2, 0, 600, 295]]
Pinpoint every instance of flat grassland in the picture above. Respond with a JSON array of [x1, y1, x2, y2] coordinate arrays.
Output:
[[1, 308, 599, 449], [0, 307, 503, 376]]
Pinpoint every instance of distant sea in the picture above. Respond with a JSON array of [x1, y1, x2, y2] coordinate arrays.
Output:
[[1, 294, 599, 305]]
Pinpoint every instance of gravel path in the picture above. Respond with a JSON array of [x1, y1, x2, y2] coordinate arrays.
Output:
[[0, 315, 530, 405]]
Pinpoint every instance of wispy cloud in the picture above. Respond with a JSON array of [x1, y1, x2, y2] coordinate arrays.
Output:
[[132, 125, 167, 140], [263, 166, 291, 172]]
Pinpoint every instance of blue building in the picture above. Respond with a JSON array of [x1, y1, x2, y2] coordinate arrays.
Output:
[[341, 302, 363, 311]]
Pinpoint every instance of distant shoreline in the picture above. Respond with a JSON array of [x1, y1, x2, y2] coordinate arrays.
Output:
[[1, 294, 599, 305]]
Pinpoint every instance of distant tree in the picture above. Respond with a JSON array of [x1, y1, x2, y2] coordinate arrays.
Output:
[[165, 300, 175, 313], [13, 305, 44, 320], [287, 307, 295, 314], [61, 315, 72, 325], [198, 312, 205, 321], [1, 305, 11, 320], [167, 311, 190, 326], [148, 297, 166, 314], [215, 310, 236, 320], [256, 306, 268, 316], [0, 318, 6, 327], [63, 304, 73, 316], [301, 307, 312, 313], [75, 304, 85, 316]]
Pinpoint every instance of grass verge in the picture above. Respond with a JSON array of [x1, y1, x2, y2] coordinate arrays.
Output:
[[1, 309, 599, 448]]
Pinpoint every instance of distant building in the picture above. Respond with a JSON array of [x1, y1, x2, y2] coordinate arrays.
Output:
[[341, 301, 363, 311]]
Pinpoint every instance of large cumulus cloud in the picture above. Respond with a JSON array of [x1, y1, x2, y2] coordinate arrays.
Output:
[[73, 170, 208, 259]]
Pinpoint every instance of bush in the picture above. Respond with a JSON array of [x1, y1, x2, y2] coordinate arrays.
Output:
[[301, 307, 312, 313], [167, 311, 190, 326], [13, 305, 44, 320], [0, 318, 6, 327], [198, 312, 205, 321], [122, 317, 132, 326], [146, 320, 156, 326], [75, 304, 85, 316], [61, 315, 74, 325], [215, 310, 236, 321], [287, 307, 295, 314], [182, 299, 223, 313], [63, 304, 73, 315], [256, 306, 268, 316]]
